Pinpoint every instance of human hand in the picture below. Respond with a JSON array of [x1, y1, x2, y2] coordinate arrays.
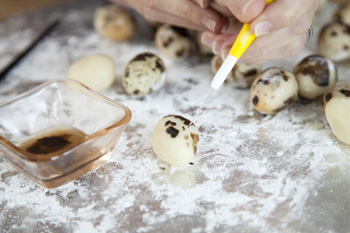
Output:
[[198, 0, 319, 64], [110, 0, 226, 33]]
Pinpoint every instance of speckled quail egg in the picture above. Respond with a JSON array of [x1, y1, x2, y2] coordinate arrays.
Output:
[[294, 55, 338, 99], [334, 3, 350, 26], [196, 31, 213, 55], [318, 22, 350, 62], [155, 24, 192, 59], [323, 84, 350, 145], [67, 54, 115, 92], [152, 115, 200, 166], [211, 55, 262, 89], [93, 4, 137, 41], [250, 67, 298, 115], [122, 53, 166, 96]]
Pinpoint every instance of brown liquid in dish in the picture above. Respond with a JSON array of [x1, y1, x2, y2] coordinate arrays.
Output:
[[19, 126, 88, 155]]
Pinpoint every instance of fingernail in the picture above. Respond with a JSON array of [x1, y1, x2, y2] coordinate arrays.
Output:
[[254, 21, 272, 37], [241, 0, 255, 15], [198, 0, 204, 8], [221, 48, 230, 60], [212, 39, 224, 55], [201, 32, 215, 47], [202, 17, 216, 32]]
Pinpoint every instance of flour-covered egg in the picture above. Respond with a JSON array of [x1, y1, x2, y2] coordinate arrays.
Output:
[[152, 115, 199, 166], [334, 2, 350, 26], [318, 22, 350, 62], [294, 55, 338, 99], [67, 54, 115, 92], [93, 4, 137, 41], [155, 25, 191, 59], [122, 53, 166, 96], [250, 67, 298, 114], [323, 84, 350, 145]]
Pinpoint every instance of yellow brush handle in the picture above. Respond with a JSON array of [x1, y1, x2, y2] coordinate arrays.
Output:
[[229, 0, 275, 59]]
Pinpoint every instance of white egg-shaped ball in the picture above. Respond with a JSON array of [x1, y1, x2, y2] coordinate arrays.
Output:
[[250, 67, 298, 115], [323, 84, 350, 145], [155, 24, 191, 59], [294, 55, 338, 99], [93, 4, 137, 41], [67, 54, 115, 92], [334, 3, 350, 26], [318, 22, 350, 62], [152, 115, 200, 166]]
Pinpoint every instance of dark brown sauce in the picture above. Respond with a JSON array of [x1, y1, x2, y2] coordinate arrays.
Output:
[[19, 127, 88, 155]]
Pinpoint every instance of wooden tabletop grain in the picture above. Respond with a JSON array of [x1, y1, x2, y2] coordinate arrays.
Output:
[[0, 0, 76, 22]]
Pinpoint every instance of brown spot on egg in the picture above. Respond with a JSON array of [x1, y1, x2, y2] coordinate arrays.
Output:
[[163, 37, 174, 47], [252, 95, 259, 105], [186, 142, 189, 148], [257, 79, 270, 85], [243, 69, 258, 78], [184, 135, 189, 140], [340, 89, 350, 97], [170, 26, 189, 37], [190, 133, 199, 154], [133, 53, 154, 61], [166, 126, 179, 138], [165, 121, 176, 126], [331, 31, 338, 36], [295, 55, 331, 87], [133, 89, 140, 95], [343, 26, 350, 35], [325, 92, 333, 102], [124, 68, 130, 78], [155, 59, 165, 72], [176, 48, 186, 57], [173, 115, 191, 126], [283, 75, 289, 81]]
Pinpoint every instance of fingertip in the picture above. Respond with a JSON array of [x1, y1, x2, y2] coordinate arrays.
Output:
[[239, 0, 266, 22], [221, 48, 230, 60], [196, 0, 209, 8], [201, 31, 216, 47]]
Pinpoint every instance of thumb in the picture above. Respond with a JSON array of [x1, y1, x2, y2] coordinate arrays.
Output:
[[221, 0, 266, 23]]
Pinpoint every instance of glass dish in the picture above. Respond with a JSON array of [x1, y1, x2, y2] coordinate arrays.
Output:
[[0, 80, 131, 188]]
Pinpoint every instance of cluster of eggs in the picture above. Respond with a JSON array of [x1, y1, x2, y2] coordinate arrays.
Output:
[[67, 4, 168, 97], [67, 1, 350, 167], [318, 2, 350, 145], [248, 55, 338, 115], [318, 2, 350, 61], [208, 1, 350, 145], [67, 4, 209, 97], [66, 4, 201, 166]]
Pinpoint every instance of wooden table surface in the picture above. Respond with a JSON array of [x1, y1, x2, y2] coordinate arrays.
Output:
[[0, 0, 75, 22]]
